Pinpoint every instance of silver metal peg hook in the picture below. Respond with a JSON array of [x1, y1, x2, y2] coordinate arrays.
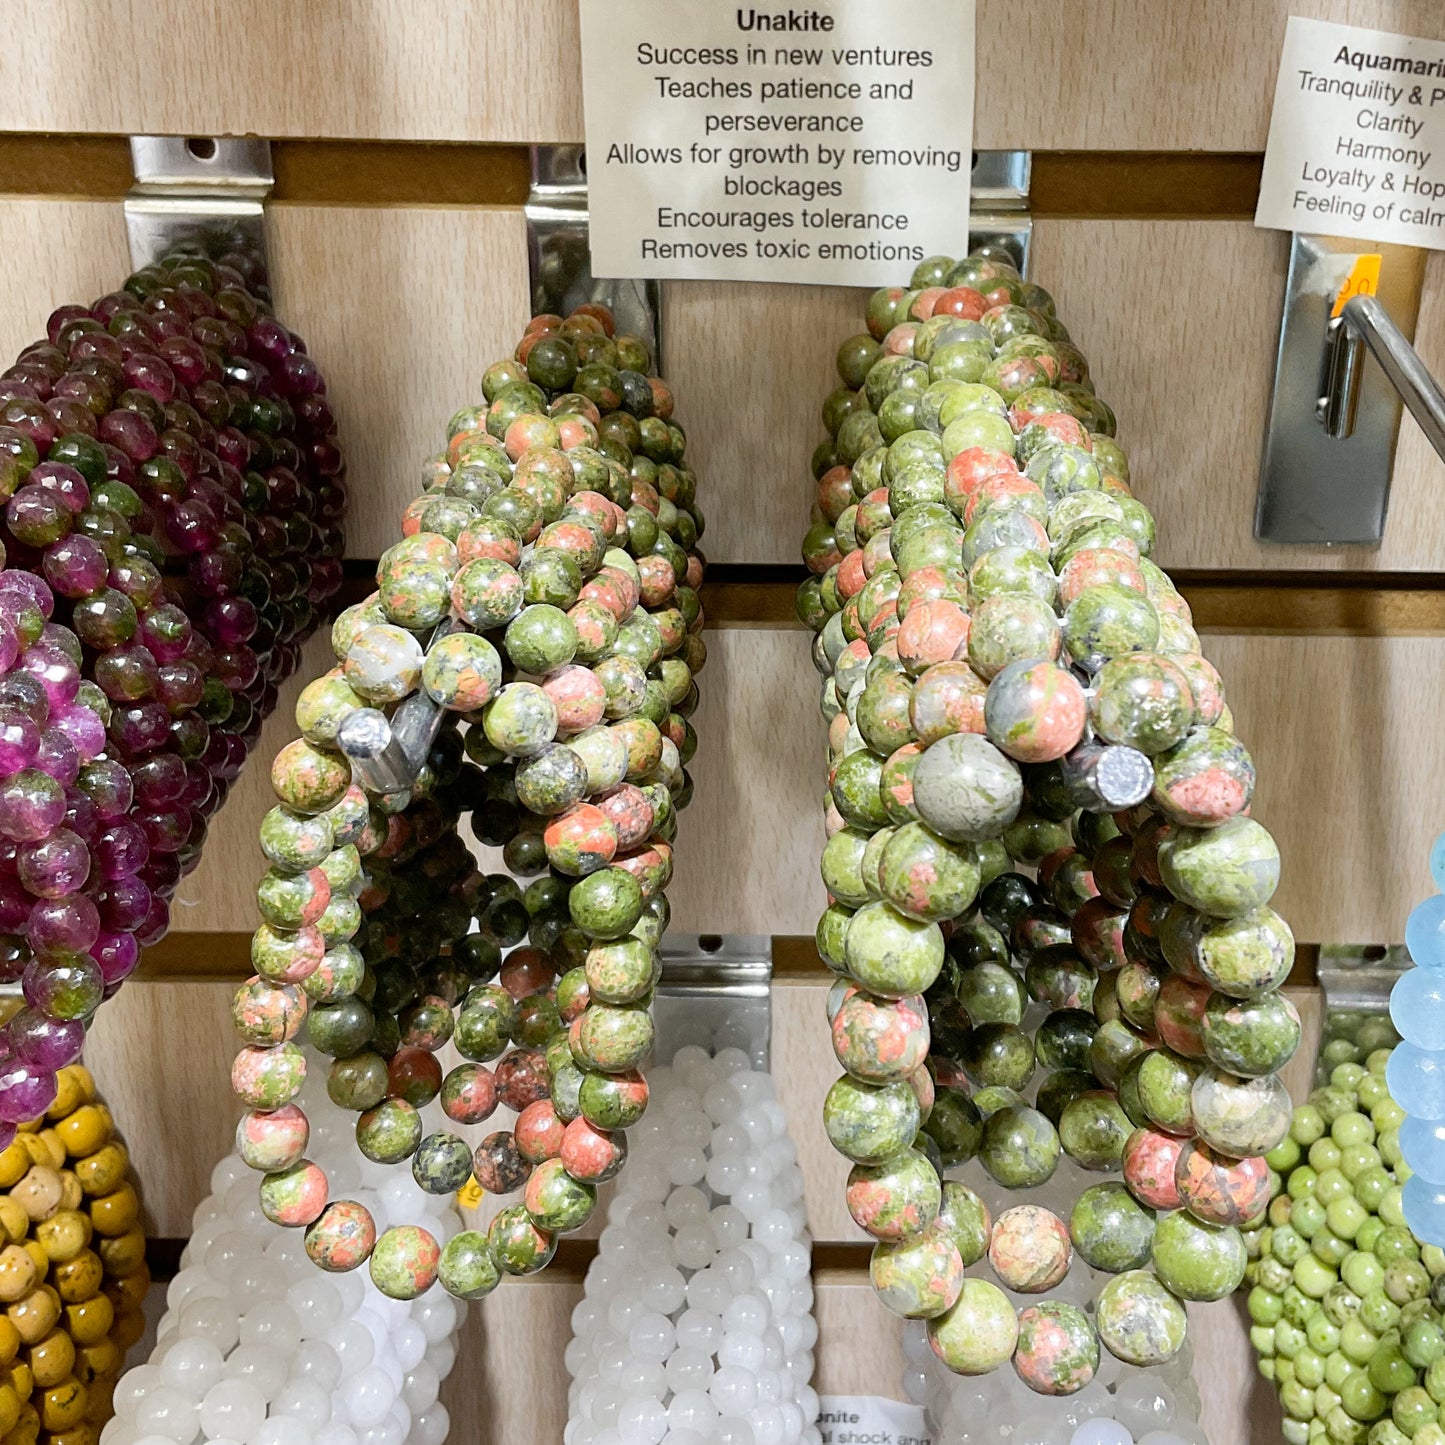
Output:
[[1256, 235, 1428, 546], [1320, 293, 1445, 465], [124, 135, 274, 279]]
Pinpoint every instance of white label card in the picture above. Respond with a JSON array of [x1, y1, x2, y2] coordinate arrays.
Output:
[[817, 1395, 931, 1445], [576, 0, 976, 286], [1256, 16, 1445, 248]]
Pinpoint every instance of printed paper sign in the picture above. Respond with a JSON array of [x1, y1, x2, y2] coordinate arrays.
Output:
[[1257, 16, 1445, 249], [817, 1394, 930, 1445], [577, 0, 976, 285]]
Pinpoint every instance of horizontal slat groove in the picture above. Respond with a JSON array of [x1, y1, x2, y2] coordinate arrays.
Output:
[[325, 564, 1445, 637], [1030, 152, 1261, 220], [142, 1234, 873, 1284], [140, 932, 1323, 984], [702, 570, 1445, 635], [0, 138, 1261, 218]]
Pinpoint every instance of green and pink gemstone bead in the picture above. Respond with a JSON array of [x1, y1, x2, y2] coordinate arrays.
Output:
[[233, 304, 706, 1302], [801, 251, 1297, 1386]]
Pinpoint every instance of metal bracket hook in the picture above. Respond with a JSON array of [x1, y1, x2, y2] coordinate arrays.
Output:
[[968, 150, 1032, 278], [654, 934, 773, 1070], [1255, 234, 1428, 546], [524, 146, 1034, 370], [124, 135, 274, 286], [1320, 293, 1445, 464], [527, 145, 665, 372]]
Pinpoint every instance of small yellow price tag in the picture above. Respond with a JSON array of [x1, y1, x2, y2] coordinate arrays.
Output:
[[456, 1175, 483, 1210], [1332, 254, 1381, 318]]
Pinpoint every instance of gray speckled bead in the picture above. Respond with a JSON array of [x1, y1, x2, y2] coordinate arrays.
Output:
[[911, 733, 1023, 842]]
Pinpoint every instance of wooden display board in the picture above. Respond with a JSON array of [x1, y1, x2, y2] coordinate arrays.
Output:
[[0, 1, 1441, 149], [4, 4, 1445, 1440]]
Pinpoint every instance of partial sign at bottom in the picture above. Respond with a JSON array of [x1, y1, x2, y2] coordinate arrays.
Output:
[[818, 1395, 930, 1445]]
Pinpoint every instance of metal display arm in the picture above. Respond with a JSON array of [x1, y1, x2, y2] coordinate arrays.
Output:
[[1254, 235, 1428, 547], [1322, 293, 1445, 464]]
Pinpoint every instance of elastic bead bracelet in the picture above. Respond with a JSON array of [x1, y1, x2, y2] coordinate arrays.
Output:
[[1390, 834, 1445, 1244], [800, 251, 1298, 1392], [0, 1063, 148, 1445], [1247, 1028, 1417, 1445], [0, 243, 345, 1123], [565, 1044, 820, 1445], [103, 1047, 462, 1445], [233, 304, 706, 1301]]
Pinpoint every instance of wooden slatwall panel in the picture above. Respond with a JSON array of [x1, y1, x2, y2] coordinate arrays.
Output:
[[0, 199, 533, 562], [2, 11, 1435, 1431], [0, 1, 1441, 150], [0, 194, 1400, 1437]]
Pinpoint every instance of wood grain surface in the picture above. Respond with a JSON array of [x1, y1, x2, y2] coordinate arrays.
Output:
[[1, 2, 1443, 150], [1033, 222, 1445, 576], [84, 982, 240, 1240]]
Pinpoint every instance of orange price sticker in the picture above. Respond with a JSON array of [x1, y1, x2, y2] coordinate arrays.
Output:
[[1332, 254, 1381, 318], [456, 1175, 483, 1210]]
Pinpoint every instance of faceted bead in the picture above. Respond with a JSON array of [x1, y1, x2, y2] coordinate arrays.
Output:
[[1403, 1175, 1445, 1248], [1388, 1042, 1445, 1122], [1407, 893, 1445, 969], [1391, 966, 1445, 1049]]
